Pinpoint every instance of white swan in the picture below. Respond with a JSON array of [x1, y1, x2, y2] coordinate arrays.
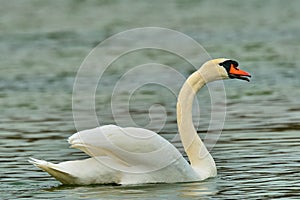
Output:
[[29, 58, 251, 185]]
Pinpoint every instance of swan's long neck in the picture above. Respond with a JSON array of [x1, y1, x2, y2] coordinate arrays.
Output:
[[177, 69, 217, 177]]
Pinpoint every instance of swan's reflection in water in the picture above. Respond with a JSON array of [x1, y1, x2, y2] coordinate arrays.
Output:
[[178, 180, 218, 198], [44, 179, 219, 199]]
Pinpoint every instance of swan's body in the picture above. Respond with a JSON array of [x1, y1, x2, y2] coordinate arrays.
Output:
[[30, 125, 201, 185], [30, 58, 251, 185]]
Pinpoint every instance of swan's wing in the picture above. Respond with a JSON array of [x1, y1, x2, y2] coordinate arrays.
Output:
[[68, 125, 185, 173]]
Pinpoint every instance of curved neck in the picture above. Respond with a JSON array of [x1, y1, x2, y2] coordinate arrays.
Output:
[[176, 70, 216, 176]]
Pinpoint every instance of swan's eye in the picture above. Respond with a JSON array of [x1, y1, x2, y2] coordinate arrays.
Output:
[[219, 60, 239, 73]]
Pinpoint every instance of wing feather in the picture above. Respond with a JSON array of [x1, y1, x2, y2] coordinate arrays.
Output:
[[68, 125, 185, 173]]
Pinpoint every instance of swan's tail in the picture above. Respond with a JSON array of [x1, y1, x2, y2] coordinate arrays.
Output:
[[29, 157, 77, 184]]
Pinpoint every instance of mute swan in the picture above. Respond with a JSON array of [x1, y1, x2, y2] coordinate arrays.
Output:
[[29, 58, 251, 185]]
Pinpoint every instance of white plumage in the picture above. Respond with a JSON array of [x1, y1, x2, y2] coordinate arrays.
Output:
[[29, 58, 251, 185]]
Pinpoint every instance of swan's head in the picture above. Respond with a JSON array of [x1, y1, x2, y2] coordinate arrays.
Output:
[[200, 58, 251, 82]]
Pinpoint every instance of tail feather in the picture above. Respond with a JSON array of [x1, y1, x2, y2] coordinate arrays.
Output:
[[29, 157, 77, 184], [28, 157, 48, 166]]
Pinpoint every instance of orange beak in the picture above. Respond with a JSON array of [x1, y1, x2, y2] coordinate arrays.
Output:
[[229, 64, 251, 81]]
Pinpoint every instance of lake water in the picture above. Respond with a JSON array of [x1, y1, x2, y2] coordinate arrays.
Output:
[[1, 0, 300, 199]]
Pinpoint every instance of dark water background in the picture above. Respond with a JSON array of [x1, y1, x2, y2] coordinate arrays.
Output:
[[1, 0, 300, 199]]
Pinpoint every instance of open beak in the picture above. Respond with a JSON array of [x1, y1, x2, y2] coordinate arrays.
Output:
[[229, 64, 251, 82]]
